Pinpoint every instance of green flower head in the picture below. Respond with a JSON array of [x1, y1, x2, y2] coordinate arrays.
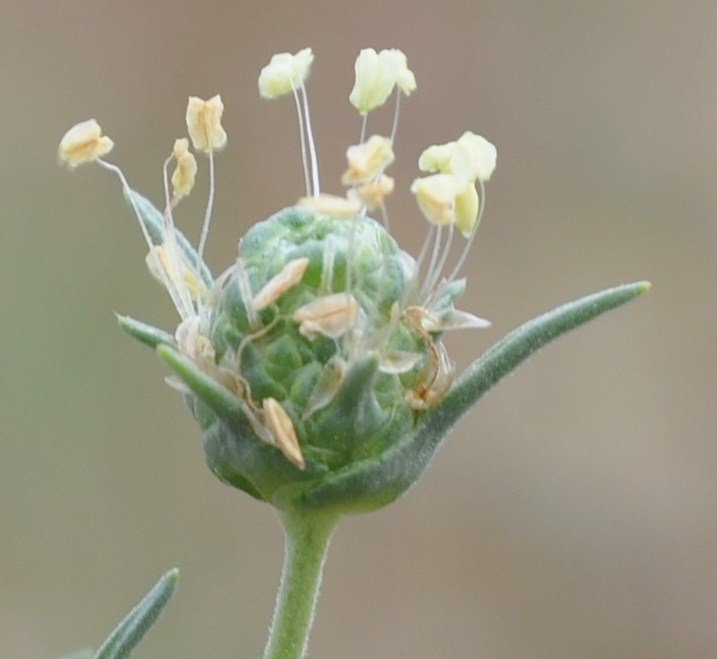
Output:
[[60, 47, 647, 516]]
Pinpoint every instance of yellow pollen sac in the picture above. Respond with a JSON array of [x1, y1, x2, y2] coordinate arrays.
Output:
[[58, 119, 114, 168], [186, 95, 227, 153], [341, 135, 395, 185], [258, 48, 314, 99], [170, 138, 198, 199], [297, 194, 361, 218], [411, 174, 460, 226], [418, 142, 456, 174], [347, 175, 395, 211], [418, 132, 497, 183], [454, 182, 479, 237], [293, 293, 359, 340], [252, 257, 310, 311], [452, 132, 497, 183], [262, 397, 305, 469], [349, 48, 416, 115]]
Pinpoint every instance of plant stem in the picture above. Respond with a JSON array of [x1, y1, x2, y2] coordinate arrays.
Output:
[[263, 509, 340, 659]]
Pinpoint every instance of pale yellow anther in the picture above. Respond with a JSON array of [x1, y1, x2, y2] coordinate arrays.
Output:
[[58, 119, 114, 168], [293, 293, 359, 340], [252, 257, 309, 311], [258, 48, 314, 99], [411, 174, 461, 226], [347, 175, 395, 211], [452, 132, 497, 182], [418, 143, 456, 174], [418, 132, 497, 183], [454, 182, 479, 237], [341, 135, 395, 185], [349, 48, 416, 115], [186, 95, 227, 153], [170, 138, 198, 199], [297, 193, 361, 218]]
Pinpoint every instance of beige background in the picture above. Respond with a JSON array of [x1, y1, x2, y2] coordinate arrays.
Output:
[[1, 1, 716, 657]]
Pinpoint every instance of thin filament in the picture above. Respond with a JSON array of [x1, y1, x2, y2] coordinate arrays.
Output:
[[421, 224, 443, 298], [389, 88, 401, 144], [424, 223, 455, 296], [197, 150, 215, 261], [97, 159, 155, 252], [299, 82, 320, 196], [291, 86, 311, 197]]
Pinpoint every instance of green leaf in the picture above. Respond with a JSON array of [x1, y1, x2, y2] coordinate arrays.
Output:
[[296, 281, 651, 511], [116, 314, 175, 350], [156, 344, 245, 422], [93, 568, 178, 659], [123, 189, 213, 287]]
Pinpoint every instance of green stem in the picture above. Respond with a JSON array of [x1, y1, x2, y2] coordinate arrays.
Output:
[[263, 510, 340, 659]]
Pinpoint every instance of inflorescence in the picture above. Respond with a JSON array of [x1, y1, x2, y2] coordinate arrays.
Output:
[[58, 47, 497, 472]]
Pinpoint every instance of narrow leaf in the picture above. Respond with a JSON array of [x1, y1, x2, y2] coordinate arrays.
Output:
[[93, 568, 178, 659], [297, 281, 651, 511], [116, 314, 175, 350]]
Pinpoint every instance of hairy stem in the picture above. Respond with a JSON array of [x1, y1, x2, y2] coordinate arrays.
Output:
[[263, 510, 340, 659]]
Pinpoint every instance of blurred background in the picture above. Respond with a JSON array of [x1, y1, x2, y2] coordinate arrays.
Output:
[[1, 1, 715, 657]]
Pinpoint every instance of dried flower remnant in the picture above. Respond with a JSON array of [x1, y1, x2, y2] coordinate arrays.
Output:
[[262, 397, 305, 470]]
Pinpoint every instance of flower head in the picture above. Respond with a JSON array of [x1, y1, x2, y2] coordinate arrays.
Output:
[[62, 47, 497, 512], [58, 119, 114, 167], [186, 95, 227, 153]]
